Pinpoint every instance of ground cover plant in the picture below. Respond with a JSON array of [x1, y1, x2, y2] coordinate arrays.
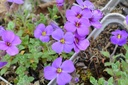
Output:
[[0, 0, 128, 85]]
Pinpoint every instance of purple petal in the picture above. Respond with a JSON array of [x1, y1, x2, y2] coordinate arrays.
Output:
[[63, 44, 73, 53], [39, 36, 50, 42], [36, 23, 45, 31], [2, 31, 15, 43], [83, 1, 94, 10], [74, 44, 80, 53], [7, 0, 24, 4], [0, 41, 8, 50], [34, 29, 42, 39], [77, 25, 89, 36], [77, 39, 89, 50], [92, 10, 103, 21], [12, 35, 21, 45], [64, 22, 76, 32], [6, 46, 19, 56], [44, 66, 57, 80], [61, 60, 75, 73], [57, 73, 72, 85], [71, 6, 82, 13], [0, 26, 5, 36], [0, 62, 7, 69], [64, 32, 74, 44], [82, 8, 92, 18], [76, 0, 83, 6], [45, 25, 53, 35], [52, 29, 64, 41], [52, 57, 62, 68], [91, 20, 102, 28], [118, 38, 127, 46], [52, 42, 63, 53], [111, 30, 121, 35]]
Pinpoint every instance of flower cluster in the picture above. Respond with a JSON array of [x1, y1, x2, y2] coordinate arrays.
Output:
[[110, 29, 128, 46], [44, 57, 75, 85]]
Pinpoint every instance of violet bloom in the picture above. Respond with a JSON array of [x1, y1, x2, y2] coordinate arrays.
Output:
[[0, 26, 5, 39], [0, 62, 7, 69], [56, 0, 64, 7], [0, 31, 21, 56], [89, 10, 103, 28], [76, 0, 94, 10], [110, 30, 128, 46], [34, 24, 53, 42], [64, 18, 90, 36], [44, 57, 75, 85], [66, 6, 92, 22], [52, 29, 74, 53], [7, 0, 24, 4], [74, 35, 89, 53]]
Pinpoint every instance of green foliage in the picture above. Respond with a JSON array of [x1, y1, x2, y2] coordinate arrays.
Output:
[[100, 51, 110, 58]]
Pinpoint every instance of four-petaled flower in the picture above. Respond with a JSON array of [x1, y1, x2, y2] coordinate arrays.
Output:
[[110, 30, 128, 46], [0, 62, 7, 69], [44, 57, 75, 85], [66, 6, 92, 22], [52, 29, 74, 53], [76, 0, 95, 10], [7, 0, 24, 4], [74, 35, 89, 53], [34, 23, 53, 42], [64, 18, 90, 36], [0, 31, 21, 56], [88, 10, 103, 28]]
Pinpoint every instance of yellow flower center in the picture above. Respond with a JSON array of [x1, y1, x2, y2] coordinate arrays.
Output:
[[75, 22, 80, 28], [60, 38, 65, 44], [42, 31, 46, 36], [117, 34, 121, 39], [57, 68, 62, 73], [76, 14, 82, 19]]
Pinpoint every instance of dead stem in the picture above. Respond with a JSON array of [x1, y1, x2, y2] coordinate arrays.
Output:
[[109, 45, 118, 62]]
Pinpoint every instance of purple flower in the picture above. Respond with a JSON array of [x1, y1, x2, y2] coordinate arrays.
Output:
[[110, 30, 128, 46], [126, 15, 128, 24], [64, 18, 90, 36], [0, 26, 5, 40], [52, 29, 74, 53], [76, 0, 94, 10], [44, 57, 75, 85], [7, 0, 24, 4], [0, 62, 7, 69], [0, 30, 21, 56], [56, 0, 64, 7], [74, 35, 89, 52], [34, 24, 53, 42], [50, 21, 60, 29], [89, 10, 103, 28], [66, 6, 92, 22]]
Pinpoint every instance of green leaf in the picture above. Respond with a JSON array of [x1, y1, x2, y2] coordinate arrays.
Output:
[[7, 21, 15, 30], [100, 51, 110, 58], [90, 76, 98, 85], [0, 67, 8, 75], [98, 78, 105, 85], [104, 68, 113, 76]]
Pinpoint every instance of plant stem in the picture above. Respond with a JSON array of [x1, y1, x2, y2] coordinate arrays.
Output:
[[110, 45, 118, 62]]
